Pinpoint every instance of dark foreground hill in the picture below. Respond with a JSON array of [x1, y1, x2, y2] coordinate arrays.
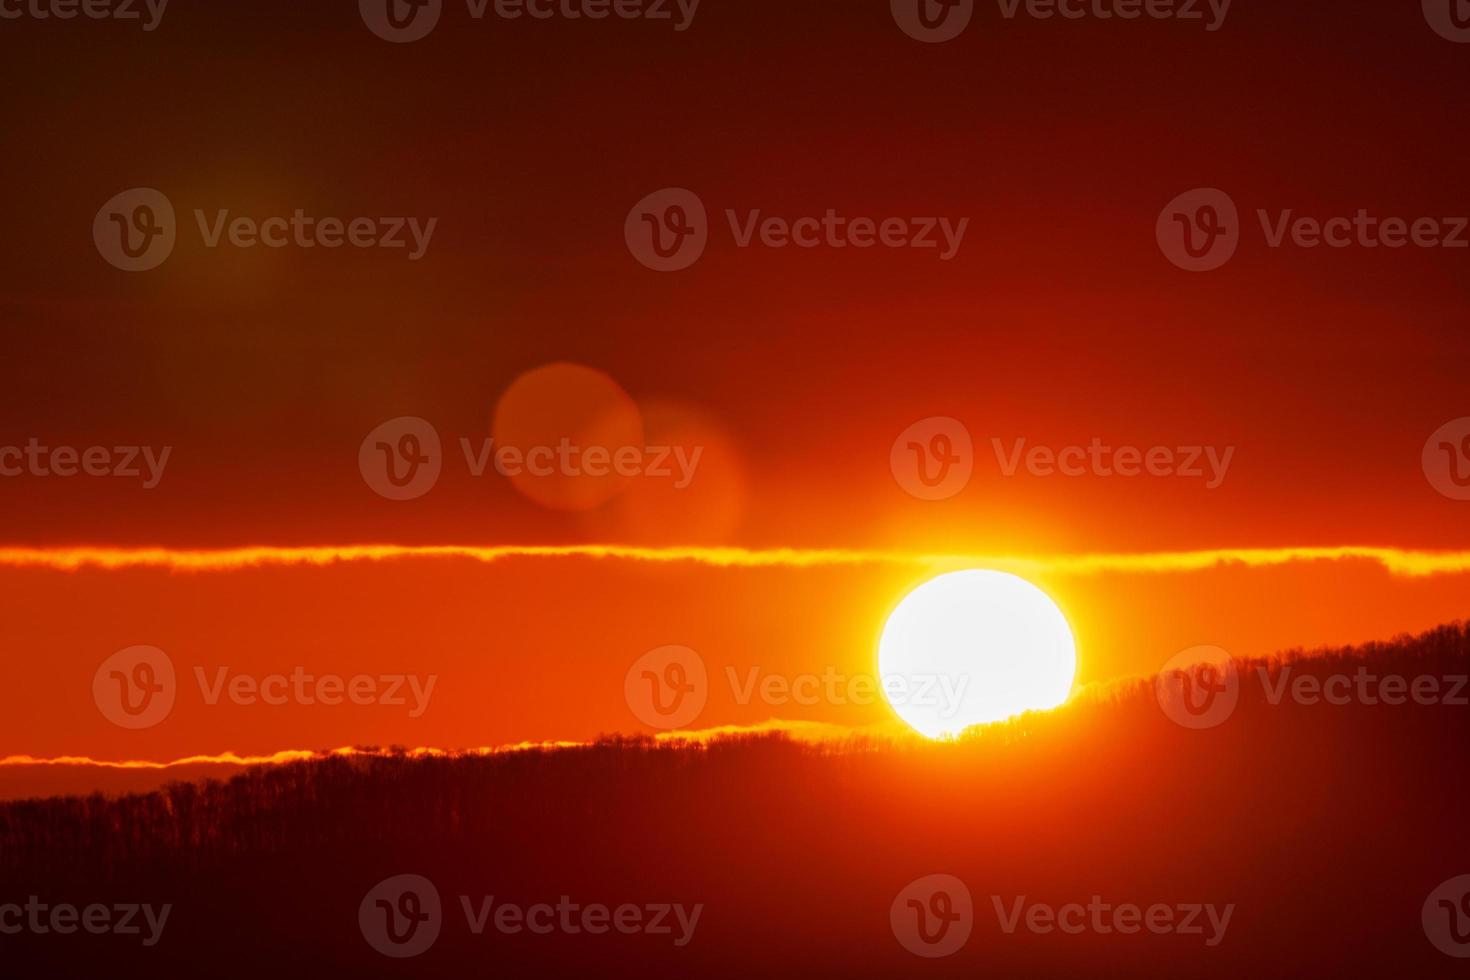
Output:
[[3, 623, 1470, 978]]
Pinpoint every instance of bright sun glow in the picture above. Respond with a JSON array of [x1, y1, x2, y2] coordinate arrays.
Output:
[[878, 569, 1077, 738]]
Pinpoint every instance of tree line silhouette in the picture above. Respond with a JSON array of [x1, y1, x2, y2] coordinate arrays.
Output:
[[3, 622, 1468, 977]]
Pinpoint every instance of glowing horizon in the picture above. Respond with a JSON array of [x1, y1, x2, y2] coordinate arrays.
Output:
[[0, 724, 859, 772]]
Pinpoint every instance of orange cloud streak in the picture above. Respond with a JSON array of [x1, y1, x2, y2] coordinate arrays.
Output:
[[0, 742, 589, 771], [0, 722, 872, 772], [0, 543, 1466, 577]]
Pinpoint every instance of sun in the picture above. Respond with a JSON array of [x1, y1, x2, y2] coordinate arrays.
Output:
[[878, 570, 1077, 739]]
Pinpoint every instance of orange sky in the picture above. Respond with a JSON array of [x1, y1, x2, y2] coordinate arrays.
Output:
[[2, 2, 1469, 787], [2, 547, 1467, 775]]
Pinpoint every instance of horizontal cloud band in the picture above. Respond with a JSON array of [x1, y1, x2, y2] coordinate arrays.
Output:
[[0, 544, 1465, 577]]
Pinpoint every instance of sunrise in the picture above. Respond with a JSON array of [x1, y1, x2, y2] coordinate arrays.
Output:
[[3, 0, 1469, 976]]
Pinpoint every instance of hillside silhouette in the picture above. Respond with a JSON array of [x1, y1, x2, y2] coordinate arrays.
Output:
[[4, 622, 1469, 977]]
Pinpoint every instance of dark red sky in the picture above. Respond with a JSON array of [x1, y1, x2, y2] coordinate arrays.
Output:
[[1, 0, 1467, 554]]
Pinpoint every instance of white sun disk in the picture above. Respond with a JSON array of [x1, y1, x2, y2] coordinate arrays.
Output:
[[878, 570, 1077, 738]]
